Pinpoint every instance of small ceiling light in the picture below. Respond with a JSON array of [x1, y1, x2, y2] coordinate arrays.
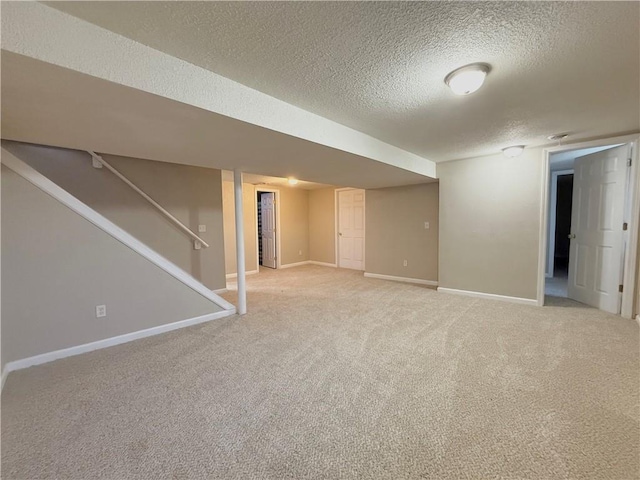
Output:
[[444, 63, 491, 95], [502, 145, 525, 157], [287, 178, 299, 186], [547, 133, 569, 141]]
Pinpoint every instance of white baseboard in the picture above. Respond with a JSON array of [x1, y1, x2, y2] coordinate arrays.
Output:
[[636, 315, 640, 326], [226, 262, 336, 277], [279, 261, 311, 269], [364, 272, 438, 286], [212, 288, 228, 294], [308, 261, 337, 268], [1, 368, 8, 392], [1, 309, 235, 389], [437, 287, 538, 306], [225, 269, 259, 280]]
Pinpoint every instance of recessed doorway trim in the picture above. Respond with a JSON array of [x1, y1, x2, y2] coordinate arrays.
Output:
[[255, 187, 281, 270], [537, 133, 640, 318]]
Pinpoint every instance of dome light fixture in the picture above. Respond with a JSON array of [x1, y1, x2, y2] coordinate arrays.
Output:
[[444, 63, 491, 95], [502, 145, 525, 158], [287, 177, 299, 186]]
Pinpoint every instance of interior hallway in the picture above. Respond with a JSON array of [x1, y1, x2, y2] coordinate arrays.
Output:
[[2, 266, 638, 479], [545, 269, 569, 298]]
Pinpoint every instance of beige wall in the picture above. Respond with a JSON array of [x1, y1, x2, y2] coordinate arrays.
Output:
[[438, 148, 543, 300], [273, 185, 310, 265], [222, 181, 259, 275], [276, 187, 309, 265], [2, 141, 227, 290], [636, 262, 640, 318], [309, 188, 336, 265], [366, 183, 439, 281], [1, 166, 220, 367], [439, 141, 640, 310], [223, 182, 309, 273]]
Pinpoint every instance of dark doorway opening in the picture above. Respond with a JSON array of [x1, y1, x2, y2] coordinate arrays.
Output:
[[257, 192, 264, 267], [553, 174, 573, 277]]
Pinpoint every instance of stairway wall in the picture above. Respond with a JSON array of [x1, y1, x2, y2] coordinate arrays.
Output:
[[2, 141, 226, 290], [1, 165, 223, 369]]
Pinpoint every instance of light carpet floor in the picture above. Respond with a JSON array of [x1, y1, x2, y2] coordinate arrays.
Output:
[[2, 265, 639, 479]]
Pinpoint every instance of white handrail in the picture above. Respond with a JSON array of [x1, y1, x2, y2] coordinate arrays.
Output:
[[87, 151, 210, 248]]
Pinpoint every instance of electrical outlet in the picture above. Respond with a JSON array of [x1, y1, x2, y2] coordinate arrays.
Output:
[[424, 222, 430, 229], [198, 224, 206, 233], [96, 305, 107, 318], [403, 259, 408, 267], [194, 240, 202, 250], [299, 250, 302, 256]]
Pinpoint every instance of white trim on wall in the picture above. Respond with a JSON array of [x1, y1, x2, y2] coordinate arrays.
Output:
[[622, 142, 640, 318], [225, 269, 259, 280], [364, 272, 438, 286], [547, 168, 574, 278], [255, 187, 282, 270], [279, 261, 311, 269], [228, 261, 337, 273], [536, 134, 640, 318], [437, 287, 538, 306], [1, 149, 236, 313], [1, 310, 233, 389], [308, 261, 337, 268], [273, 260, 338, 269]]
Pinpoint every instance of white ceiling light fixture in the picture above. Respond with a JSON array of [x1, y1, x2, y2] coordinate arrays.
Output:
[[444, 63, 491, 95], [502, 145, 525, 158], [287, 177, 299, 185]]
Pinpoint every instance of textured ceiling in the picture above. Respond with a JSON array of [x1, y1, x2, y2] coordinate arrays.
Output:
[[48, 1, 640, 162], [1, 52, 435, 189], [220, 171, 331, 190]]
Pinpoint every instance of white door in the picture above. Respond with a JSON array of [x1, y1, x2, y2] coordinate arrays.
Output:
[[567, 145, 629, 313], [261, 192, 276, 269], [338, 189, 365, 270]]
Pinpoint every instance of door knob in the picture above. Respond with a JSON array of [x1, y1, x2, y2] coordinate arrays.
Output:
[[568, 234, 576, 239]]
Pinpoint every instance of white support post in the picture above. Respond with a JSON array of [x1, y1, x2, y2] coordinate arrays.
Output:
[[234, 169, 247, 315]]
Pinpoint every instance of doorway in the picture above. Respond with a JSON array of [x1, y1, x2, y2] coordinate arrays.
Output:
[[336, 188, 365, 270], [546, 170, 574, 297], [256, 189, 280, 269], [541, 139, 639, 316]]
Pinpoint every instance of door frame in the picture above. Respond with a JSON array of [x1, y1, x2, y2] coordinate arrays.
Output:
[[255, 187, 281, 269], [335, 187, 366, 270], [537, 133, 640, 318], [546, 168, 574, 278]]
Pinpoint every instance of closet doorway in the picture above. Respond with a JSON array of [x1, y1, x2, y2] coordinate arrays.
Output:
[[256, 189, 280, 269]]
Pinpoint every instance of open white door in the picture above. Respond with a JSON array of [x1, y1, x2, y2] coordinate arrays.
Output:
[[567, 145, 629, 313], [260, 192, 276, 269], [338, 189, 365, 270]]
